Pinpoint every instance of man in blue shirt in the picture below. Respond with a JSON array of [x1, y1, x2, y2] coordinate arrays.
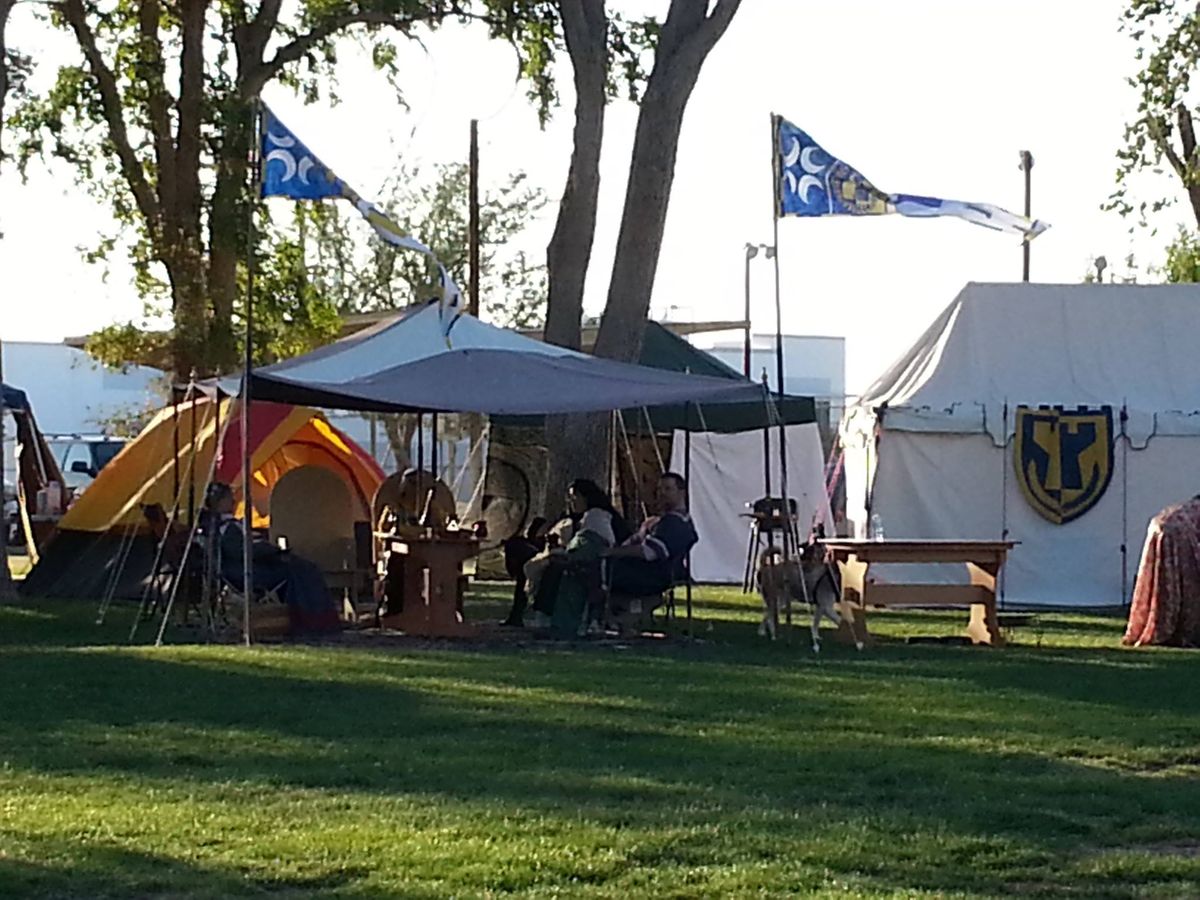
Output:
[[605, 472, 698, 597]]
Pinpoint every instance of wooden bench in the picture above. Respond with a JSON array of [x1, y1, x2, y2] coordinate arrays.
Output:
[[819, 540, 1017, 647]]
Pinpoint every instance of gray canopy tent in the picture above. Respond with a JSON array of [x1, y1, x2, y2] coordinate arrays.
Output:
[[247, 303, 790, 418], [235, 302, 804, 633]]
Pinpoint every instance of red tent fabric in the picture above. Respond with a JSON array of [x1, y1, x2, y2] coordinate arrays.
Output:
[[1123, 497, 1200, 647]]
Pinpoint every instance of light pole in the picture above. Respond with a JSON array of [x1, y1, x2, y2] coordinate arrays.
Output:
[[1020, 150, 1033, 282], [743, 243, 775, 379], [743, 244, 758, 377]]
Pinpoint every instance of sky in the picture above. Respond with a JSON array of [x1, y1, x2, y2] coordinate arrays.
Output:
[[0, 0, 1188, 394]]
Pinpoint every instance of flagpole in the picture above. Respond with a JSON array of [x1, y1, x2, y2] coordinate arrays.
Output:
[[241, 100, 263, 647], [770, 112, 793, 577]]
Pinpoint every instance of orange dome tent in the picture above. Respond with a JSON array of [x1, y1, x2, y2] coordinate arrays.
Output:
[[22, 396, 383, 600]]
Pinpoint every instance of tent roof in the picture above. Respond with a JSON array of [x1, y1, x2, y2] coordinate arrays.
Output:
[[639, 321, 744, 379], [853, 282, 1200, 437], [494, 320, 814, 432], [2, 382, 29, 413], [250, 303, 779, 417]]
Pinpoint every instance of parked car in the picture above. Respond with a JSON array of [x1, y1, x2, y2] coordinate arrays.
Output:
[[46, 435, 128, 494]]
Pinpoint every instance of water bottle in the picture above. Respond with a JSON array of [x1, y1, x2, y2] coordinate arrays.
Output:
[[870, 512, 885, 541]]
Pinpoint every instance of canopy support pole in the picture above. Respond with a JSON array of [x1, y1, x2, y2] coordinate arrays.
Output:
[[1000, 399, 1010, 609], [187, 378, 197, 530], [761, 373, 775, 557], [240, 100, 263, 648], [431, 413, 439, 480], [0, 338, 12, 600], [684, 402, 693, 639], [1121, 402, 1130, 605], [417, 413, 425, 477], [171, 385, 180, 519]]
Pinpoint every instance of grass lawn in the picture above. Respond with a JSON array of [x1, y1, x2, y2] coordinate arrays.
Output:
[[1, 585, 1198, 898]]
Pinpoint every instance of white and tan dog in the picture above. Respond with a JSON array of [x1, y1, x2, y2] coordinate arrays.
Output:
[[756, 539, 856, 652]]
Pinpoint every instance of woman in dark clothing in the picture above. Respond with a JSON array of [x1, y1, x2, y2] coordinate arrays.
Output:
[[205, 482, 340, 634], [530, 479, 628, 635], [501, 517, 549, 627]]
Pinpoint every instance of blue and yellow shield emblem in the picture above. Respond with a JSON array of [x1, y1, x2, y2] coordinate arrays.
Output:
[[1013, 406, 1114, 524]]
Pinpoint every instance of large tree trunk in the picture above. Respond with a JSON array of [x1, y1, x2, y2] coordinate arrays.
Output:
[[168, 250, 210, 377], [543, 0, 611, 510], [206, 103, 253, 375], [551, 0, 742, 504], [593, 0, 742, 363], [543, 0, 607, 351]]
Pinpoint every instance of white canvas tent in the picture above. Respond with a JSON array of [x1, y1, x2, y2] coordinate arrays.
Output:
[[670, 423, 833, 583], [843, 282, 1200, 608]]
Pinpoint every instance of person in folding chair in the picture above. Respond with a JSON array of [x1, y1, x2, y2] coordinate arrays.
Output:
[[205, 482, 340, 634], [603, 472, 698, 626]]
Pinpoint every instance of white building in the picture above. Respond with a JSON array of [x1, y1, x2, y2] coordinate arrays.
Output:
[[3, 342, 165, 493], [2, 342, 166, 435], [692, 332, 847, 432]]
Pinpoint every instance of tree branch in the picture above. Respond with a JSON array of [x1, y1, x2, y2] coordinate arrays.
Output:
[[700, 0, 742, 44], [675, 0, 742, 72], [62, 0, 161, 239], [242, 3, 494, 99], [1151, 113, 1188, 181], [1176, 102, 1199, 185], [175, 0, 206, 241], [138, 0, 176, 227]]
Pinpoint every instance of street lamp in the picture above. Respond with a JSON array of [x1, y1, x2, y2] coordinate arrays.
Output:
[[743, 243, 775, 378]]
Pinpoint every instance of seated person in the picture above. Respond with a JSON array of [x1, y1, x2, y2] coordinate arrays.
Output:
[[527, 479, 628, 635], [396, 468, 457, 531], [204, 482, 340, 634], [605, 472, 698, 607], [500, 517, 549, 627], [377, 469, 458, 617]]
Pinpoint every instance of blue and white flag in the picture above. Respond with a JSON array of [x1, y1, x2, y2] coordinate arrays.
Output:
[[259, 105, 464, 341], [261, 107, 345, 200], [776, 117, 1048, 241]]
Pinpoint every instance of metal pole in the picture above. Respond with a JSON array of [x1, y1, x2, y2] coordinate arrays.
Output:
[[187, 376, 197, 529], [469, 119, 480, 317], [241, 101, 263, 647], [743, 244, 758, 377], [761, 370, 775, 554], [770, 113, 792, 567], [417, 413, 425, 478], [683, 404, 693, 638], [1020, 150, 1033, 282], [172, 385, 180, 509], [431, 413, 439, 481], [0, 338, 12, 599]]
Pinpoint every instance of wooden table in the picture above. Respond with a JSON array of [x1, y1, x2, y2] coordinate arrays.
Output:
[[378, 534, 481, 637], [819, 540, 1017, 647]]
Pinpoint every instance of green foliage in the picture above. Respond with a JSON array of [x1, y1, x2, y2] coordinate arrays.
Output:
[[85, 321, 173, 372], [82, 161, 549, 370], [7, 0, 655, 373], [1, 593, 1199, 898], [1161, 226, 1200, 281], [476, 2, 655, 123], [303, 160, 550, 328], [1109, 0, 1200, 228], [244, 212, 344, 365]]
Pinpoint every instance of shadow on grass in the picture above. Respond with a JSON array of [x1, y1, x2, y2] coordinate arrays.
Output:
[[2, 599, 1199, 898], [0, 843, 394, 900]]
